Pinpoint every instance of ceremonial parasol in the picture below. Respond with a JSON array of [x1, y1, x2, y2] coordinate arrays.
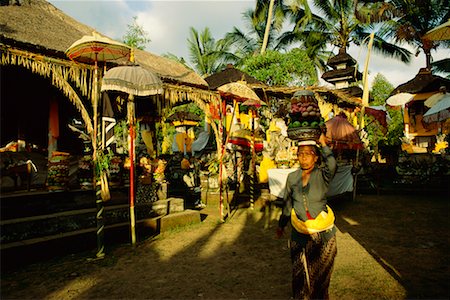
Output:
[[216, 81, 262, 214], [325, 113, 364, 150], [423, 19, 450, 41], [101, 64, 163, 246], [102, 65, 163, 96], [386, 92, 415, 107], [424, 87, 448, 107], [241, 98, 267, 107], [66, 32, 131, 64], [218, 82, 260, 102], [365, 106, 389, 129], [423, 94, 450, 123], [66, 32, 131, 259], [219, 82, 265, 209]]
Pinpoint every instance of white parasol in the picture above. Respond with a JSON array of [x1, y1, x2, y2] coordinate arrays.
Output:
[[424, 87, 448, 107], [386, 92, 415, 106], [423, 94, 450, 123], [102, 64, 163, 246], [102, 65, 163, 96]]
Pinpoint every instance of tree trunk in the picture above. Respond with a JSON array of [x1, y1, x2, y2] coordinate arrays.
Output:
[[260, 0, 275, 55]]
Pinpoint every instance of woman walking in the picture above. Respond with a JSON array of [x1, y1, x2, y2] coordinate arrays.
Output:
[[277, 133, 337, 299]]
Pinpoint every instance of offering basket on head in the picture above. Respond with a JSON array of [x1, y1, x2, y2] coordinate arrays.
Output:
[[287, 90, 325, 142], [287, 127, 322, 141]]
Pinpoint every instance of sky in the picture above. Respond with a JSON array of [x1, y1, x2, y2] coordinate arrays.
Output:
[[49, 0, 449, 89]]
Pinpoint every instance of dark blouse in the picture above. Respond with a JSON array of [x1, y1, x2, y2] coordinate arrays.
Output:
[[278, 146, 337, 242]]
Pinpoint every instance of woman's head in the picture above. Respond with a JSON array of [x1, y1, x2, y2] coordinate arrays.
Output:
[[297, 145, 320, 171]]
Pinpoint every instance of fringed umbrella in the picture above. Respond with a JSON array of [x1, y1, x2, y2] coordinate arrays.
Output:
[[423, 94, 450, 123], [425, 87, 448, 107], [423, 19, 450, 41], [386, 92, 415, 107], [66, 32, 131, 259], [102, 65, 163, 96], [218, 82, 260, 102], [101, 63, 163, 247], [365, 106, 389, 130], [325, 113, 364, 150], [218, 82, 265, 210], [216, 82, 262, 216], [66, 32, 131, 64]]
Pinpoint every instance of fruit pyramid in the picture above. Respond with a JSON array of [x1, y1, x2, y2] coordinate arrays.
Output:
[[287, 90, 325, 140]]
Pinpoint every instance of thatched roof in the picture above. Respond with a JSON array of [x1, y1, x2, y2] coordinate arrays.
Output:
[[255, 86, 362, 108], [327, 48, 357, 67], [0, 0, 207, 88], [322, 67, 362, 83], [204, 64, 266, 90], [391, 68, 450, 95]]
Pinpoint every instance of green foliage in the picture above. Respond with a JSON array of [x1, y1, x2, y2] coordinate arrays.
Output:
[[96, 149, 113, 174], [155, 103, 205, 154], [370, 73, 394, 105], [187, 27, 236, 76], [241, 49, 318, 86], [382, 109, 404, 147], [114, 120, 129, 153], [123, 16, 150, 50], [365, 74, 404, 159]]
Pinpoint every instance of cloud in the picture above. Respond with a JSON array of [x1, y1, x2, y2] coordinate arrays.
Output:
[[348, 43, 449, 88], [49, 0, 448, 89], [136, 1, 254, 59], [49, 0, 135, 39]]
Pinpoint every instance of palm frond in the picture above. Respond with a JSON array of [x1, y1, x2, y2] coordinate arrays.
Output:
[[431, 58, 450, 76]]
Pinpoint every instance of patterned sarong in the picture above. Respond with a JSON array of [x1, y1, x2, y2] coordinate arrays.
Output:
[[290, 234, 337, 299]]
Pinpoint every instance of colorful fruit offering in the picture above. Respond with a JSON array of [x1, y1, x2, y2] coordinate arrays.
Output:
[[288, 90, 325, 129], [287, 90, 324, 140]]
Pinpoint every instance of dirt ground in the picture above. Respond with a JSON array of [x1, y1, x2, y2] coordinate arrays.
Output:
[[1, 192, 449, 299]]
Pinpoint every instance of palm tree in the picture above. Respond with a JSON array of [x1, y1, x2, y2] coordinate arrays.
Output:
[[186, 27, 237, 77], [279, 0, 413, 69], [223, 7, 287, 64], [359, 0, 449, 71], [161, 53, 192, 70]]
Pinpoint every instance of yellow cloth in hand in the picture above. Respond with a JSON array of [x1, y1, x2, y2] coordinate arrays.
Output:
[[259, 156, 276, 183], [291, 205, 335, 234]]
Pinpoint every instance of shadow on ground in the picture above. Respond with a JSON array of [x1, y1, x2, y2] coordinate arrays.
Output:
[[331, 191, 449, 299]]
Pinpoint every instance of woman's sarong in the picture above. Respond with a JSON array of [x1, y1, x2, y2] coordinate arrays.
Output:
[[290, 234, 337, 299]]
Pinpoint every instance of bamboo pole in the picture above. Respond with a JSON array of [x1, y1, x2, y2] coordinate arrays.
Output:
[[354, 33, 375, 201], [219, 100, 238, 221], [249, 109, 256, 209], [93, 57, 105, 258], [128, 95, 137, 246]]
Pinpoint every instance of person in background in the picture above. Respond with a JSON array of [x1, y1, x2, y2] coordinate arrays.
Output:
[[277, 133, 337, 299]]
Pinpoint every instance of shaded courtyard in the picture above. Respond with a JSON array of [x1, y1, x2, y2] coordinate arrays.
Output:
[[1, 192, 448, 299]]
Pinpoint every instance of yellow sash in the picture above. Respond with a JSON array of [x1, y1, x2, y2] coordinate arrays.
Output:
[[291, 205, 335, 234]]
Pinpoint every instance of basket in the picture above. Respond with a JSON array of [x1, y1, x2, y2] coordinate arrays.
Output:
[[287, 127, 321, 141]]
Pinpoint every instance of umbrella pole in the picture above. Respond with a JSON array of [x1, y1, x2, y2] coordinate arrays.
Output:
[[219, 100, 238, 220], [93, 59, 105, 258], [250, 109, 256, 209], [128, 95, 137, 246]]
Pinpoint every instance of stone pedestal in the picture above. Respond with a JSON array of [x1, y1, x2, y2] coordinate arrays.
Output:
[[151, 197, 184, 216]]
